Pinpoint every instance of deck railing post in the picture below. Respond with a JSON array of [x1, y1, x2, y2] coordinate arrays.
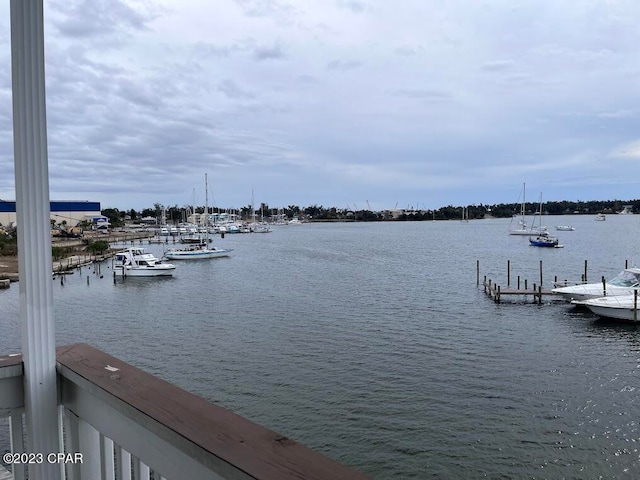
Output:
[[10, 0, 61, 476]]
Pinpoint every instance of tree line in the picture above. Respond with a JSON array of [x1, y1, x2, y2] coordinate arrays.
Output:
[[99, 199, 640, 226]]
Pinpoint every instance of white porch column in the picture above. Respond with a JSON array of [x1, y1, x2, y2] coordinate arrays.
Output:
[[10, 0, 61, 478]]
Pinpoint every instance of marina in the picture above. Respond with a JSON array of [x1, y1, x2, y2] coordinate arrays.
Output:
[[2, 3, 639, 478], [2, 216, 640, 478]]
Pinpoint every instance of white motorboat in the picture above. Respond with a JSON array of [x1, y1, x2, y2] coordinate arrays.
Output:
[[163, 242, 232, 260], [552, 268, 640, 302], [113, 248, 176, 277], [248, 222, 272, 233], [595, 213, 606, 221], [218, 223, 241, 234], [555, 225, 575, 231], [576, 294, 640, 322]]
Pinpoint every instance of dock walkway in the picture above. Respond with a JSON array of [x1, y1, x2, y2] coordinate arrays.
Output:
[[482, 278, 555, 304]]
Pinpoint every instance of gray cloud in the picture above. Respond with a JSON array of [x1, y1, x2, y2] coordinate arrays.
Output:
[[391, 88, 453, 102], [481, 60, 515, 72], [336, 0, 368, 13], [217, 79, 255, 99], [50, 0, 152, 39], [326, 60, 362, 72], [3, 0, 640, 210], [252, 44, 286, 61]]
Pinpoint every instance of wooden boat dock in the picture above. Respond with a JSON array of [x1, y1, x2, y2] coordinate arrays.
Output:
[[477, 259, 597, 304], [481, 277, 555, 304]]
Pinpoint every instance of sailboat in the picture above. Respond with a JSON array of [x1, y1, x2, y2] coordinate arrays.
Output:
[[248, 190, 272, 233], [508, 183, 528, 235], [529, 193, 562, 248], [508, 183, 548, 236], [163, 174, 233, 260], [461, 206, 469, 223]]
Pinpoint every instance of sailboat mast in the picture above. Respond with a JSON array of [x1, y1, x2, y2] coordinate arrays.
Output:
[[204, 173, 209, 233], [251, 189, 256, 225]]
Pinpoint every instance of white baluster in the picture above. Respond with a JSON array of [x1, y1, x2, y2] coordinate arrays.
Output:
[[120, 448, 132, 480], [9, 411, 26, 480], [78, 419, 101, 479], [138, 459, 150, 480], [102, 436, 115, 480]]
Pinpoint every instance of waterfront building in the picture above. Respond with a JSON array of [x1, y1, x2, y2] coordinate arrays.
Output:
[[0, 200, 101, 227]]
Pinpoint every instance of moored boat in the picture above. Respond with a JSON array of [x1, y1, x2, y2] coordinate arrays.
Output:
[[552, 268, 640, 302], [575, 294, 640, 322], [113, 248, 176, 277], [555, 225, 575, 231], [163, 242, 232, 260], [529, 235, 561, 248], [508, 184, 548, 236]]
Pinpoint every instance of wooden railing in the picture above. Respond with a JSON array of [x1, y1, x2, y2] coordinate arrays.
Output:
[[1, 344, 369, 480]]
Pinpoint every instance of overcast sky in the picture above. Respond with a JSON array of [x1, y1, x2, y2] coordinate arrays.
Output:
[[1, 0, 640, 212]]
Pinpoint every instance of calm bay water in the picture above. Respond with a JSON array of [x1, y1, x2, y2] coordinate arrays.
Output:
[[1, 216, 640, 478]]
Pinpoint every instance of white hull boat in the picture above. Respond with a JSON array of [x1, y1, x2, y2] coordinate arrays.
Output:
[[509, 227, 548, 236], [576, 295, 640, 322], [508, 183, 548, 236], [164, 243, 232, 260], [555, 225, 575, 231], [552, 268, 640, 302], [114, 248, 176, 277]]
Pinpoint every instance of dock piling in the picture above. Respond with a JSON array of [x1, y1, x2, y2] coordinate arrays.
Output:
[[538, 285, 542, 304], [539, 260, 543, 287], [584, 260, 588, 283]]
